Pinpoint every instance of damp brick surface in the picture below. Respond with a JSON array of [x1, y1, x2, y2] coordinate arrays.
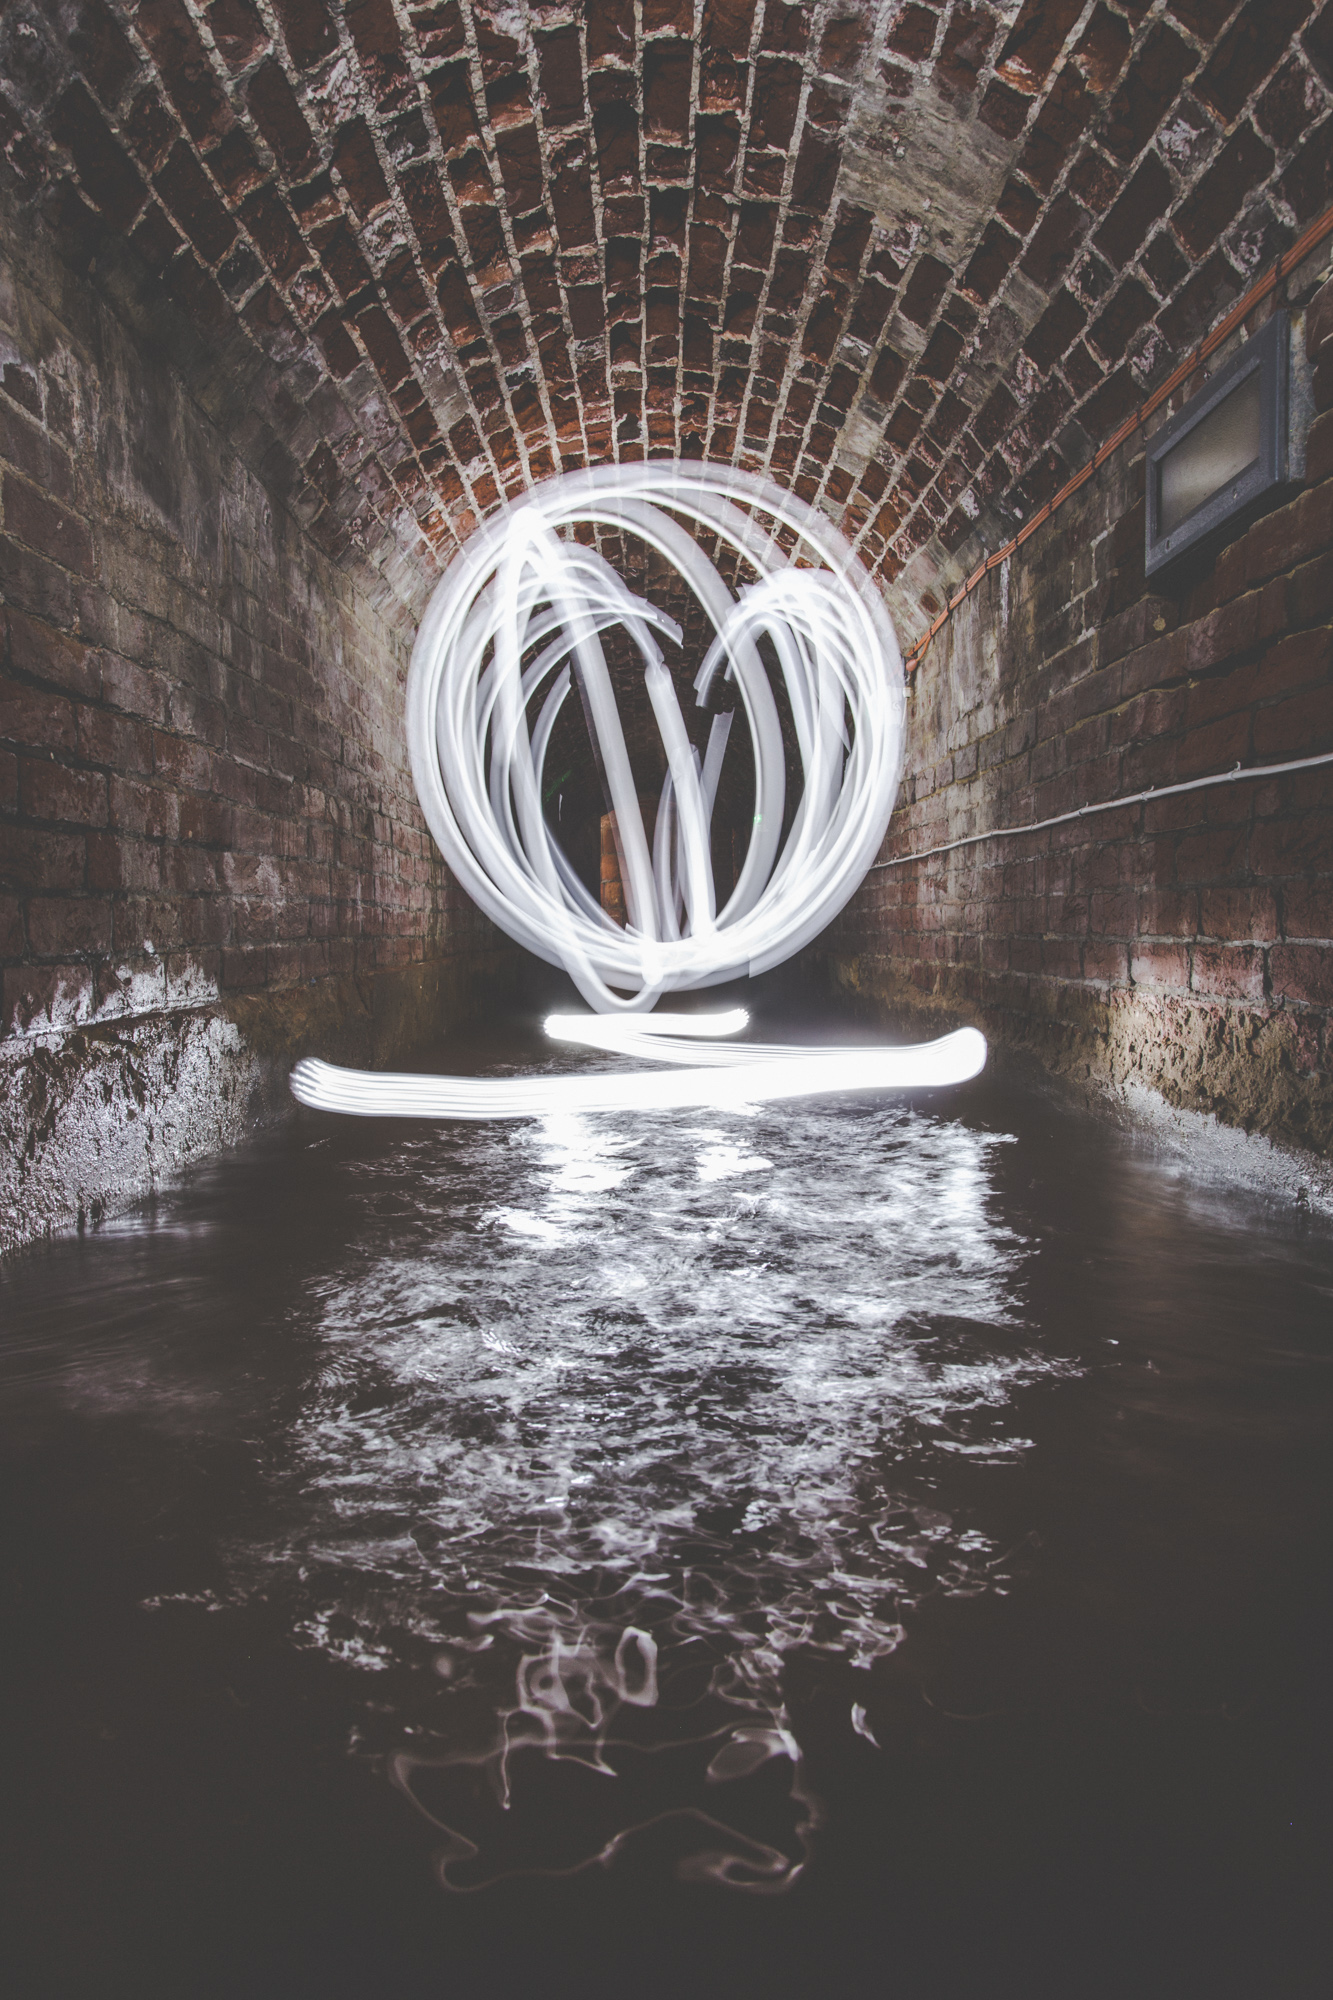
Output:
[[0, 199, 501, 1050], [819, 272, 1333, 1156]]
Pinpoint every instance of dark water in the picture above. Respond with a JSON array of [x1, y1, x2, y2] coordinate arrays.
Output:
[[2, 1018, 1331, 1998]]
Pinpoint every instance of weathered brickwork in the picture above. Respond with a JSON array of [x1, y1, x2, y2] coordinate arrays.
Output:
[[0, 189, 506, 1251], [818, 277, 1333, 1154], [3, 3, 1332, 1238], [2, 4, 1331, 649]]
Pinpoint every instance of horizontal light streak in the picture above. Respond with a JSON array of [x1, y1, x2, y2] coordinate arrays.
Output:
[[289, 1025, 987, 1121]]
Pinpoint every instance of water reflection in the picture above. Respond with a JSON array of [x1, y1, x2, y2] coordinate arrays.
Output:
[[218, 1098, 1062, 1891]]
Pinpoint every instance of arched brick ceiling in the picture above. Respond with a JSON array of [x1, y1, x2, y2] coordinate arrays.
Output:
[[4, 1, 1332, 642]]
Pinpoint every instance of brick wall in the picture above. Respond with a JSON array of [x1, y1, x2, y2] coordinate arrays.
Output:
[[4, 2, 1332, 1234], [0, 191, 509, 1254], [3, 4, 1332, 660], [816, 274, 1333, 1156]]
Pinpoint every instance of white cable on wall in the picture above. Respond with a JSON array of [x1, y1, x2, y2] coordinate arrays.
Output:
[[870, 751, 1333, 871]]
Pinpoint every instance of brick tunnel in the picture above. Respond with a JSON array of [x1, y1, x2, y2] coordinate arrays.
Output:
[[6, 9, 1333, 1989], [1, 0, 1331, 1249]]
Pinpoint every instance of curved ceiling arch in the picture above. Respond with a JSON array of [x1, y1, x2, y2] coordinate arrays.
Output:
[[2, 0, 1329, 640]]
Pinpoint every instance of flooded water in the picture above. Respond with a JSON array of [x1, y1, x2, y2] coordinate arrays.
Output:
[[2, 1016, 1331, 1997]]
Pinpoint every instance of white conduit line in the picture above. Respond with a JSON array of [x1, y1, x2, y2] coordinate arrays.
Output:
[[870, 751, 1333, 872]]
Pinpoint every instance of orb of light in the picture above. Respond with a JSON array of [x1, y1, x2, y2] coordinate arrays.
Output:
[[404, 462, 906, 1013]]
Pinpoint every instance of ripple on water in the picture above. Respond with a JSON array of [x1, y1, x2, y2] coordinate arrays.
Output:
[[215, 1095, 1067, 1891]]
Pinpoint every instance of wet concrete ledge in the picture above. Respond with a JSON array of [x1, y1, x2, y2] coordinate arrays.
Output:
[[810, 948, 1333, 1212], [0, 949, 525, 1257]]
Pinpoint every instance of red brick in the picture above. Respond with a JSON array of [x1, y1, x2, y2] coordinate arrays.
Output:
[[1083, 939, 1130, 982], [1196, 0, 1313, 126], [246, 60, 319, 176], [152, 730, 213, 789], [1073, 4, 1131, 93], [86, 832, 164, 894], [1, 827, 84, 892], [206, 0, 270, 72], [1191, 943, 1266, 1000], [1184, 591, 1270, 675], [1253, 684, 1333, 760], [644, 41, 692, 139], [1279, 113, 1333, 227], [1260, 626, 1332, 691], [791, 130, 842, 212], [1245, 482, 1333, 587], [20, 758, 108, 826], [1094, 151, 1171, 269], [1174, 126, 1276, 263], [238, 188, 308, 284], [1257, 58, 1325, 155], [2, 476, 93, 577], [751, 59, 802, 150], [1130, 942, 1189, 990], [0, 676, 78, 753], [1103, 23, 1194, 165], [1200, 887, 1279, 942], [1023, 289, 1088, 369], [1089, 278, 1154, 365], [122, 89, 181, 179], [49, 83, 146, 233], [270, 0, 338, 69], [1176, 826, 1246, 879], [136, 0, 237, 144], [109, 773, 181, 840], [1088, 887, 1137, 936], [1251, 807, 1333, 877], [901, 255, 952, 329], [1139, 888, 1199, 938], [956, 219, 1016, 305], [995, 0, 1083, 96], [27, 896, 112, 957], [1271, 943, 1333, 1006], [0, 403, 74, 509], [155, 141, 239, 265], [1282, 878, 1331, 939], [68, 0, 140, 104]]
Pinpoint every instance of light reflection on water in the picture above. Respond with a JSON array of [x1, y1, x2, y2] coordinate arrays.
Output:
[[217, 1096, 1066, 1891]]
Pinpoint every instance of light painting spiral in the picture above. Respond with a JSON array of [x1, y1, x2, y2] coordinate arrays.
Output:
[[404, 461, 906, 1015], [290, 465, 988, 1118]]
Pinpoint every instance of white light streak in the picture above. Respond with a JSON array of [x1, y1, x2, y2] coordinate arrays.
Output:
[[404, 462, 906, 1014], [288, 1022, 987, 1121], [290, 468, 989, 1122]]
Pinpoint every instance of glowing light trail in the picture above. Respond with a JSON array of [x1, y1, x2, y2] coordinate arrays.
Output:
[[288, 1020, 987, 1120], [291, 467, 988, 1119], [404, 462, 906, 1014]]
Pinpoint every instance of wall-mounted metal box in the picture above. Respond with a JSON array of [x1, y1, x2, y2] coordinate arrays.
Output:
[[1145, 311, 1290, 580]]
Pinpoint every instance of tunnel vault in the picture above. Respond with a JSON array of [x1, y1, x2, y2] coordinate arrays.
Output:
[[3, 3, 1330, 636], [2, 3, 1332, 1248]]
